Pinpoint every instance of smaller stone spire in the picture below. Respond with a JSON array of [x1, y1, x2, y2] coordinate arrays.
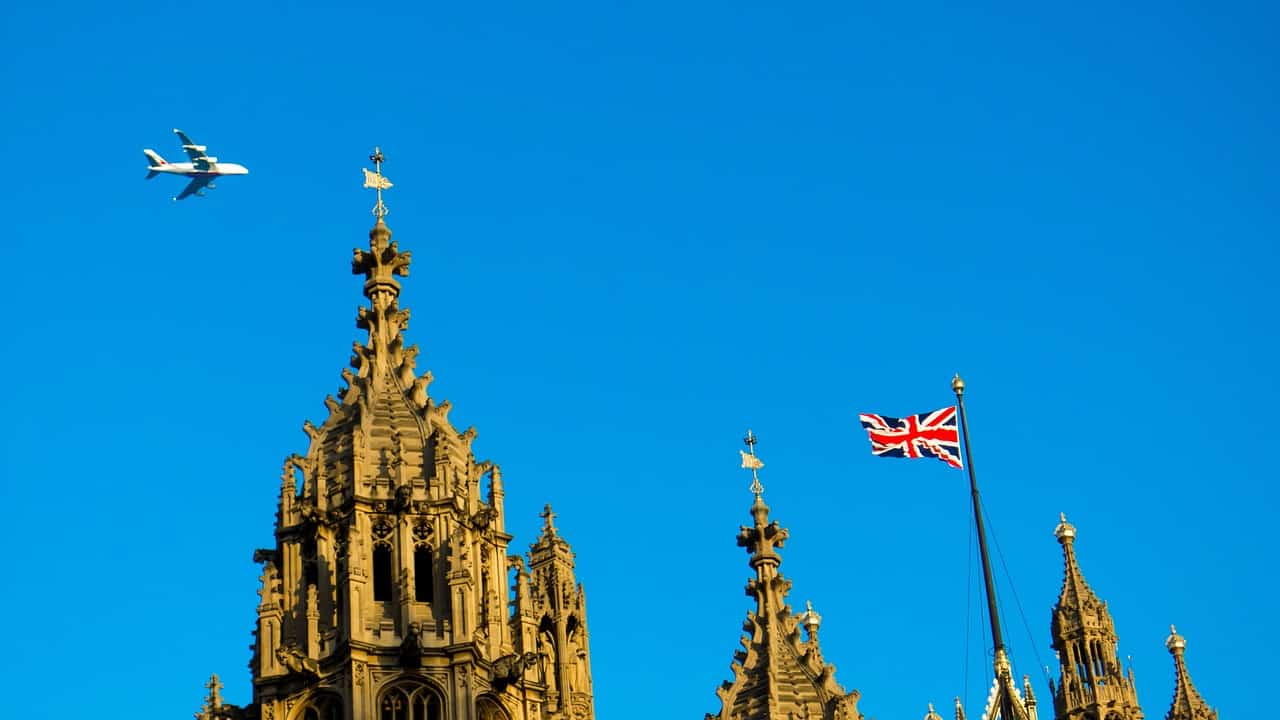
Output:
[[205, 673, 223, 708], [925, 703, 944, 720], [1164, 626, 1217, 720], [1053, 512, 1099, 610], [711, 431, 863, 720], [955, 696, 968, 720], [195, 673, 225, 720]]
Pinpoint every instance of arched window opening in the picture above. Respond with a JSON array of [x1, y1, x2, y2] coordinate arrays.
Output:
[[414, 546, 434, 602], [477, 696, 512, 720], [301, 693, 342, 720], [373, 545, 393, 602], [380, 682, 442, 720]]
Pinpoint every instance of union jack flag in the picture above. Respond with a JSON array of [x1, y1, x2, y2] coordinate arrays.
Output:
[[858, 406, 963, 469]]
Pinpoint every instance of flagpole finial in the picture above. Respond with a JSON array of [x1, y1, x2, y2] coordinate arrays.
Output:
[[952, 373, 965, 396], [363, 146, 393, 219], [740, 429, 764, 496]]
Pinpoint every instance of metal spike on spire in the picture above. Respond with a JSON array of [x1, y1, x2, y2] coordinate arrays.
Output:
[[363, 146, 393, 219]]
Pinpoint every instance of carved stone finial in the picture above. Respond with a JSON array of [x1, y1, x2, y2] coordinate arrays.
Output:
[[204, 674, 224, 710], [540, 504, 557, 537]]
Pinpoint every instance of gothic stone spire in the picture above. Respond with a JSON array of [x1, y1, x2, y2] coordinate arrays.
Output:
[[232, 152, 581, 720], [520, 504, 596, 719], [708, 434, 863, 720], [1049, 514, 1143, 720]]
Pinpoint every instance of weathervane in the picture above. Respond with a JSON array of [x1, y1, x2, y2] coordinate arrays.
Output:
[[740, 429, 765, 496], [362, 147, 393, 219]]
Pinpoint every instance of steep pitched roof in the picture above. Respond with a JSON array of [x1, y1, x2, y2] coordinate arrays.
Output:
[[293, 217, 484, 506]]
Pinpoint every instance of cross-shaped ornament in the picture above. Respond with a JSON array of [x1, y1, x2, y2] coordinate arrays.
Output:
[[540, 504, 557, 536]]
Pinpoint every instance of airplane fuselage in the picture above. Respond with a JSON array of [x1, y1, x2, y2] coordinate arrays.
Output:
[[147, 162, 249, 177]]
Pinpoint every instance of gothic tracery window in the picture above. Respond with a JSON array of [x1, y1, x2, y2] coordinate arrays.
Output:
[[380, 682, 442, 720]]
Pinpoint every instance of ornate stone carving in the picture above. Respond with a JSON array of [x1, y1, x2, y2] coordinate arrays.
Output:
[[275, 644, 318, 677], [399, 622, 423, 669], [413, 520, 433, 544], [491, 652, 537, 692]]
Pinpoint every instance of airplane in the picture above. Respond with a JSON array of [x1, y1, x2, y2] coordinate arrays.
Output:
[[143, 129, 249, 201]]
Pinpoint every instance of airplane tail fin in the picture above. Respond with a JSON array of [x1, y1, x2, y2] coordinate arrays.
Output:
[[143, 149, 167, 176]]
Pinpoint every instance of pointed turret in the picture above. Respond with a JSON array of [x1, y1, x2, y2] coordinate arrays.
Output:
[[1049, 514, 1143, 720], [1164, 627, 1217, 720], [201, 150, 589, 720], [513, 504, 596, 719], [708, 432, 863, 720]]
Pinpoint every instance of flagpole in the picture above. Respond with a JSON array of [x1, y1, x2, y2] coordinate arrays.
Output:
[[952, 374, 1015, 720]]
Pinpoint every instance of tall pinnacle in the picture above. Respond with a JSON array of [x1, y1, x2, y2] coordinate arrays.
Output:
[[1164, 627, 1217, 720], [1048, 514, 1141, 720], [711, 431, 863, 720], [351, 149, 412, 385]]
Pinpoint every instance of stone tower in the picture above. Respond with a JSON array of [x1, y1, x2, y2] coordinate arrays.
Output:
[[1047, 514, 1141, 720], [194, 169, 595, 720], [708, 439, 864, 720], [1162, 628, 1216, 720]]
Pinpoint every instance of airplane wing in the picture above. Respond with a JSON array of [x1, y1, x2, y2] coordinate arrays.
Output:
[[173, 128, 215, 170], [174, 175, 215, 201]]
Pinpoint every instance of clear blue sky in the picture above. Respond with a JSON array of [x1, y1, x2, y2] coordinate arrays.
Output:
[[1, 2, 1275, 718]]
